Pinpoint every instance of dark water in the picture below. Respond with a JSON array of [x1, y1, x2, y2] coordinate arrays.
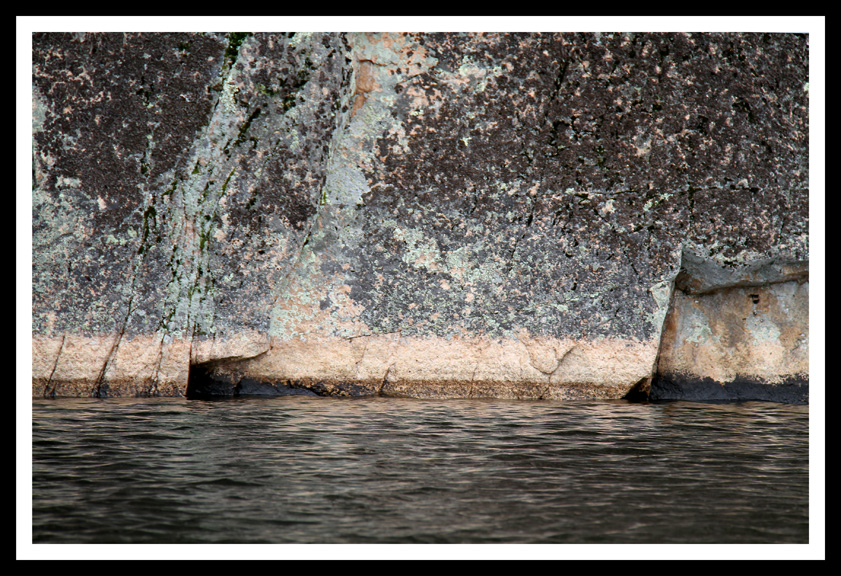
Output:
[[31, 397, 809, 544]]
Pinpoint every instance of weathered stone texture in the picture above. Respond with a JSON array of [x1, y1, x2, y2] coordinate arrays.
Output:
[[653, 279, 808, 402], [33, 33, 227, 336], [32, 32, 808, 399], [33, 32, 351, 395]]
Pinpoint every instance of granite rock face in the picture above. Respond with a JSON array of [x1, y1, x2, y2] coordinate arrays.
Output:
[[32, 32, 809, 400]]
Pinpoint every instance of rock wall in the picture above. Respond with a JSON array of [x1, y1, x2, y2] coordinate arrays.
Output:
[[32, 32, 809, 401]]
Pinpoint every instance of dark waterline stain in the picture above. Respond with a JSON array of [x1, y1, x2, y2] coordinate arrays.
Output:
[[650, 374, 809, 404]]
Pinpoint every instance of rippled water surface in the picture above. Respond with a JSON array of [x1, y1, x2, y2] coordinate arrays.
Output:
[[31, 397, 809, 544]]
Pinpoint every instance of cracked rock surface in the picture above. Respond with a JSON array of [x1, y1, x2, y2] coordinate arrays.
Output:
[[32, 32, 808, 399]]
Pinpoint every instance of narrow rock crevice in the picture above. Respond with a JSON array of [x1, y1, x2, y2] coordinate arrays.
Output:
[[622, 377, 652, 402], [647, 276, 679, 401], [378, 364, 393, 396], [43, 334, 66, 398], [92, 292, 136, 397]]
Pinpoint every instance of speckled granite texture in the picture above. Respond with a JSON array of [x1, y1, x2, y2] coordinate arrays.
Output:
[[32, 32, 808, 399]]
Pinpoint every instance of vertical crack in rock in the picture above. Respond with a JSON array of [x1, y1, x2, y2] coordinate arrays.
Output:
[[650, 249, 682, 381], [147, 337, 166, 397], [629, 276, 678, 401], [43, 334, 66, 398], [92, 291, 137, 397], [378, 364, 392, 396], [649, 282, 677, 387]]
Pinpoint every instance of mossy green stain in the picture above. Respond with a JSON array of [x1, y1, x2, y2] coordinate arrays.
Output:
[[225, 33, 251, 66], [197, 166, 235, 252], [233, 107, 262, 148], [221, 167, 235, 193], [162, 179, 178, 199], [281, 94, 298, 112], [198, 221, 213, 251], [257, 83, 279, 97]]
